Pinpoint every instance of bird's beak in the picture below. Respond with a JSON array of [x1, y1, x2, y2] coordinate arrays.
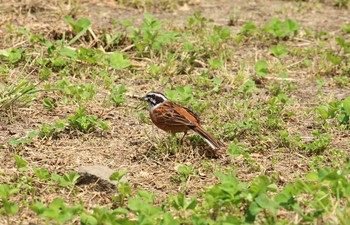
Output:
[[140, 95, 147, 101], [136, 96, 147, 110]]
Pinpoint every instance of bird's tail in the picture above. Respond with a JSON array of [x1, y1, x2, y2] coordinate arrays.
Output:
[[192, 125, 225, 149]]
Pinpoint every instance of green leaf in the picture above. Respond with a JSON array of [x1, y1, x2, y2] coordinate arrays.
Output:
[[284, 18, 300, 34], [255, 60, 268, 77], [255, 193, 278, 213], [315, 106, 329, 119], [137, 190, 154, 203], [342, 25, 350, 34], [177, 165, 193, 176], [208, 58, 223, 69], [240, 21, 257, 35], [64, 16, 91, 45], [0, 184, 10, 198], [267, 183, 278, 192], [3, 199, 19, 215], [326, 51, 342, 64], [342, 96, 350, 116], [250, 175, 270, 196], [127, 198, 144, 212], [33, 166, 51, 180], [110, 85, 127, 106], [43, 98, 56, 109], [248, 202, 261, 216], [228, 143, 243, 157], [163, 212, 180, 225], [0, 49, 10, 57], [3, 48, 22, 63], [30, 201, 47, 215], [305, 172, 318, 181], [108, 51, 131, 70], [110, 170, 128, 181], [63, 172, 80, 185], [59, 47, 77, 59], [64, 16, 91, 33], [80, 212, 98, 225], [28, 131, 38, 138], [13, 154, 28, 169], [269, 44, 288, 57]]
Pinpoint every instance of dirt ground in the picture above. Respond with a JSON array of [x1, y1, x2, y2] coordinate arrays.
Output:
[[1, 0, 350, 223]]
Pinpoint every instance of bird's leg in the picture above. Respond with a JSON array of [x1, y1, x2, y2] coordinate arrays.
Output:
[[180, 131, 188, 143]]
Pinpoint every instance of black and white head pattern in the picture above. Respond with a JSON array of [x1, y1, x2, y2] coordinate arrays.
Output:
[[141, 92, 168, 109]]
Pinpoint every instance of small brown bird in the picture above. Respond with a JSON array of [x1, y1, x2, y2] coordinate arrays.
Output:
[[141, 92, 224, 149]]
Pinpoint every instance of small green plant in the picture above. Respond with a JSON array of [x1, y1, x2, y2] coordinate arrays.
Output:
[[77, 47, 104, 64], [239, 21, 257, 36], [51, 172, 80, 188], [8, 131, 37, 152], [187, 11, 212, 30], [32, 166, 51, 181], [228, 7, 240, 26], [30, 198, 83, 224], [208, 25, 231, 48], [342, 24, 350, 34], [238, 79, 258, 97], [39, 108, 109, 138], [165, 85, 194, 103], [110, 171, 131, 207], [106, 51, 131, 70], [129, 14, 178, 55], [173, 165, 196, 183], [128, 190, 178, 225], [39, 120, 66, 139], [170, 192, 198, 219], [0, 80, 38, 110], [277, 130, 302, 149], [55, 79, 97, 103], [315, 96, 350, 127], [103, 31, 123, 50], [67, 107, 109, 133], [8, 136, 32, 147], [0, 48, 23, 63], [165, 85, 208, 113], [255, 60, 268, 77], [227, 143, 246, 157], [334, 0, 349, 8], [269, 44, 288, 57], [64, 16, 92, 45], [263, 18, 300, 39], [208, 58, 224, 69], [334, 76, 350, 87], [43, 97, 56, 110], [0, 184, 19, 224], [302, 130, 331, 154], [109, 85, 126, 106], [336, 36, 350, 54], [326, 50, 342, 65]]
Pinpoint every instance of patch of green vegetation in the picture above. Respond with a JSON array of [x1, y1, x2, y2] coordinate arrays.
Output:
[[315, 96, 350, 128], [39, 107, 109, 139], [3, 155, 350, 224], [263, 18, 300, 39], [116, 0, 182, 12], [0, 80, 38, 110]]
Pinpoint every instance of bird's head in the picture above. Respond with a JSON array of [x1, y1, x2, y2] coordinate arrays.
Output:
[[141, 92, 168, 109]]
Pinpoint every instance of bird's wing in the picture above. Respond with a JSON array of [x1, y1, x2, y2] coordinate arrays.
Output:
[[153, 102, 197, 128]]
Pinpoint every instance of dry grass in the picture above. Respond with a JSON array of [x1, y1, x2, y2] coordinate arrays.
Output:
[[1, 0, 350, 223]]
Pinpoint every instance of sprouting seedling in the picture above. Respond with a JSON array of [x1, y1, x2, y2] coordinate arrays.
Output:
[[64, 16, 92, 45]]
